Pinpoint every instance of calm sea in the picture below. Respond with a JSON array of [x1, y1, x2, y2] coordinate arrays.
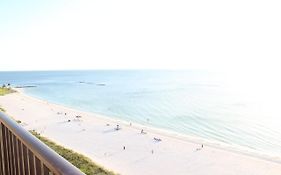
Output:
[[1, 70, 281, 158]]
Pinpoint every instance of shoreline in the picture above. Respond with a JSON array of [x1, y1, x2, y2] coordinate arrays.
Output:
[[19, 88, 281, 164], [1, 89, 281, 174]]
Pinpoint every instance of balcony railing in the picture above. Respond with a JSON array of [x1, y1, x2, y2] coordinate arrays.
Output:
[[0, 112, 85, 175]]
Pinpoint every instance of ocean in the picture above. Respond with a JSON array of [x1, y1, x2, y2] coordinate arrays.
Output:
[[1, 70, 281, 158]]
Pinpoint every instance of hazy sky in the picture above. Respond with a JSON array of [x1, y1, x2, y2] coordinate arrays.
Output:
[[0, 0, 280, 71]]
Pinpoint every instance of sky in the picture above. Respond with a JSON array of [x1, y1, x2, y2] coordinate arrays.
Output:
[[0, 0, 280, 71]]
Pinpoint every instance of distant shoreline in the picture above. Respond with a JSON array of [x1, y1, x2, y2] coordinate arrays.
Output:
[[14, 85, 37, 88], [0, 89, 281, 174]]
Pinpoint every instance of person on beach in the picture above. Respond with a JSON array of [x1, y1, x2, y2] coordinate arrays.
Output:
[[140, 129, 147, 134], [154, 137, 162, 142], [116, 124, 120, 130]]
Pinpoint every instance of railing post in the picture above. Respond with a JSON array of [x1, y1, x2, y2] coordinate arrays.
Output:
[[0, 123, 6, 175], [21, 142, 26, 175]]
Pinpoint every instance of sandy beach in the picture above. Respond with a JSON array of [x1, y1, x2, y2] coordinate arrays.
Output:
[[0, 90, 281, 175]]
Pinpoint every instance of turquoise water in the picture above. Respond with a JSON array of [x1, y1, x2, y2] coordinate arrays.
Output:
[[1, 70, 281, 157]]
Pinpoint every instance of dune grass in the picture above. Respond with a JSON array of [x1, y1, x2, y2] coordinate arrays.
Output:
[[0, 87, 15, 96], [0, 107, 5, 112], [0, 87, 14, 111], [30, 131, 116, 175]]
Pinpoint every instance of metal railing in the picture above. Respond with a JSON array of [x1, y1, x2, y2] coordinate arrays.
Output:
[[0, 112, 85, 175]]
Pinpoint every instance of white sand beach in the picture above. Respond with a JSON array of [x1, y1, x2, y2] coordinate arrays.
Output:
[[0, 90, 281, 175]]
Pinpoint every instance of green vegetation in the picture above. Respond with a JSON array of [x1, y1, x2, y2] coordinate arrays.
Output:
[[30, 131, 116, 175], [0, 86, 15, 96], [0, 106, 5, 112]]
